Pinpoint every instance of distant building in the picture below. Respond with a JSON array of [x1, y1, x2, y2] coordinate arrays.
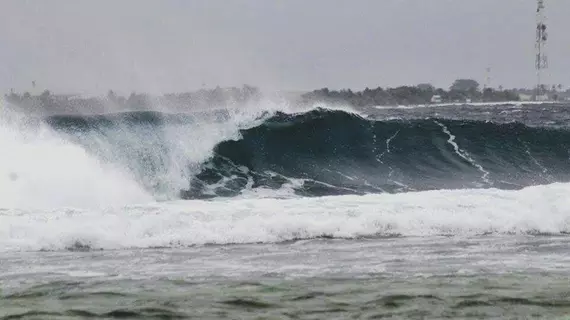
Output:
[[518, 94, 533, 101], [430, 95, 442, 103]]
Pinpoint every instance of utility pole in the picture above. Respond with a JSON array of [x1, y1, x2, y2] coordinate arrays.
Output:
[[535, 0, 548, 100]]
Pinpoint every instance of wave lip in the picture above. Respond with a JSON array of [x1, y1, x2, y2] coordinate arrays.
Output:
[[1, 182, 569, 252]]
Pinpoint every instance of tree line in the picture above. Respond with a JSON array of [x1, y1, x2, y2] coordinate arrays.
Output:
[[4, 85, 262, 115], [300, 79, 522, 107], [5, 79, 569, 115]]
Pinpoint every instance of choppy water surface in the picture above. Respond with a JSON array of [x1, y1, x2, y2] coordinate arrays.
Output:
[[2, 236, 570, 319]]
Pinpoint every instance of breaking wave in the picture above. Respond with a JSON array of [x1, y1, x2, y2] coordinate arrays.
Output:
[[2, 102, 570, 251], [3, 106, 570, 203]]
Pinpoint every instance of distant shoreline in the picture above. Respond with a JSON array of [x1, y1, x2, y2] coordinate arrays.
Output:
[[3, 81, 569, 116]]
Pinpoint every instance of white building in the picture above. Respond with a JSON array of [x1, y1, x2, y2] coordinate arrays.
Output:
[[430, 95, 442, 103]]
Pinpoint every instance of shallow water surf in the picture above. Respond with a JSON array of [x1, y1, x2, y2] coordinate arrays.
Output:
[[1, 182, 570, 252], [2, 236, 570, 319]]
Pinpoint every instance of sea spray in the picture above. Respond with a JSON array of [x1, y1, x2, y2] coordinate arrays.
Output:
[[0, 108, 152, 209]]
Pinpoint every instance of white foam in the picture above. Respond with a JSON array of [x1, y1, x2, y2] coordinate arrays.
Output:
[[0, 98, 364, 207], [0, 109, 153, 209], [434, 120, 492, 186], [0, 98, 295, 204], [60, 99, 286, 200], [1, 182, 569, 252]]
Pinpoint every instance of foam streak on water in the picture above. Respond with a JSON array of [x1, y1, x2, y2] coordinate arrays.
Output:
[[434, 120, 492, 186]]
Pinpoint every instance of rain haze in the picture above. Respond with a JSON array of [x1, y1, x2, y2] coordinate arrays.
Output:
[[1, 0, 569, 95]]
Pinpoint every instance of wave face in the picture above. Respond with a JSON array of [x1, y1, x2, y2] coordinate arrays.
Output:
[[190, 109, 570, 198], [4, 106, 568, 201]]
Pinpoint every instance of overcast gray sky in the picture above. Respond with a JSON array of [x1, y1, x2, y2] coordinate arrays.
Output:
[[1, 0, 569, 95]]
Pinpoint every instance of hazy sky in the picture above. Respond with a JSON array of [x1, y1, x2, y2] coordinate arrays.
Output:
[[1, 0, 569, 95]]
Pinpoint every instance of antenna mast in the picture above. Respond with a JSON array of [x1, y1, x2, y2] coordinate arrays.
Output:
[[535, 0, 548, 100]]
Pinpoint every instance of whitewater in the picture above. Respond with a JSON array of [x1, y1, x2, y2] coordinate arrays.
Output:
[[2, 183, 570, 252], [2, 99, 570, 319]]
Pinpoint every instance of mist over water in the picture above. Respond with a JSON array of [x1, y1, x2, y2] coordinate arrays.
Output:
[[0, 107, 151, 209], [0, 98, 289, 206]]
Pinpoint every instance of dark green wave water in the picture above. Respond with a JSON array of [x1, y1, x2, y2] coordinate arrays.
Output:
[[189, 109, 570, 198], [42, 108, 570, 199]]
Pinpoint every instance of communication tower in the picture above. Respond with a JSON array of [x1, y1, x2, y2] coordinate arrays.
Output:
[[535, 0, 548, 99]]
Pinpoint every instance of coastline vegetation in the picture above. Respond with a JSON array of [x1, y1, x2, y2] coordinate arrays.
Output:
[[4, 79, 568, 115]]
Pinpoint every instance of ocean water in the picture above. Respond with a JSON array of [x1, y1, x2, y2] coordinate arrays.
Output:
[[1, 101, 570, 319]]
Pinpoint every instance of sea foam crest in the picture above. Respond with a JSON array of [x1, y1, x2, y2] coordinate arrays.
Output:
[[0, 110, 152, 209], [1, 182, 569, 252]]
